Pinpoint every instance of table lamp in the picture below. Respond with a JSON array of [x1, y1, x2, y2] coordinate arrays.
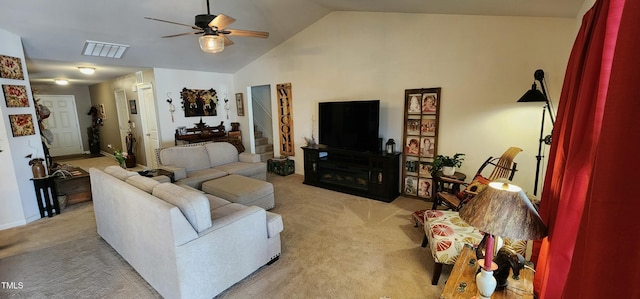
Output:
[[459, 180, 547, 298]]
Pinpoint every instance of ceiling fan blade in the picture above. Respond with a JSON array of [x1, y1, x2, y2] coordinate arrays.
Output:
[[145, 17, 200, 30], [161, 31, 203, 38], [224, 29, 269, 38], [208, 14, 236, 29], [223, 35, 234, 46]]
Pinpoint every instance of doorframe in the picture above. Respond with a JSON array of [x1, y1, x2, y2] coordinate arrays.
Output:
[[136, 83, 160, 168]]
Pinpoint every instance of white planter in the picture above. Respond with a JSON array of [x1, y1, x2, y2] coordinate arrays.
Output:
[[442, 166, 456, 176]]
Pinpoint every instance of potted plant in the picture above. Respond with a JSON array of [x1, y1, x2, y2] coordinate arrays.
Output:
[[431, 153, 465, 176]]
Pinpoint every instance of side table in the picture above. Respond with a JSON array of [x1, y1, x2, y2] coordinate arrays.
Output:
[[31, 176, 61, 217], [440, 244, 534, 299], [433, 170, 467, 194], [54, 167, 92, 205], [267, 158, 295, 176]]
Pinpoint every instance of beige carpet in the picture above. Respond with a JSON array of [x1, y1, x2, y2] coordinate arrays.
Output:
[[0, 167, 449, 298]]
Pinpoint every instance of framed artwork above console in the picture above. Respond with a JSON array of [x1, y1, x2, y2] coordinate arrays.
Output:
[[401, 87, 441, 200]]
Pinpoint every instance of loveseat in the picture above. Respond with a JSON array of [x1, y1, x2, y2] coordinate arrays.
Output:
[[158, 142, 266, 189], [91, 166, 283, 299]]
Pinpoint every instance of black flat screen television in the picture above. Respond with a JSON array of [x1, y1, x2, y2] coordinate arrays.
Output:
[[318, 100, 380, 152]]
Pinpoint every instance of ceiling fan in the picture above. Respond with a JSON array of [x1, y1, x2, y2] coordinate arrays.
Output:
[[145, 0, 269, 53]]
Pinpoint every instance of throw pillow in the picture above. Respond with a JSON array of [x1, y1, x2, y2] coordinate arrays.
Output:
[[457, 174, 490, 198]]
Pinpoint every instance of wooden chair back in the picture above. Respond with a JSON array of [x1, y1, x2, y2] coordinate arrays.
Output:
[[476, 147, 523, 181]]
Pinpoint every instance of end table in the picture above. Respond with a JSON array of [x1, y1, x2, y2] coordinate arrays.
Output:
[[440, 244, 534, 299]]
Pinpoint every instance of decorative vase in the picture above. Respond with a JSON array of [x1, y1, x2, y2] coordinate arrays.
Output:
[[125, 152, 136, 168], [476, 268, 497, 299], [31, 159, 46, 178], [442, 166, 456, 176]]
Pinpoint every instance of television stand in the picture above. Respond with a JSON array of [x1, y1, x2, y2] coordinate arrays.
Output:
[[302, 146, 400, 202]]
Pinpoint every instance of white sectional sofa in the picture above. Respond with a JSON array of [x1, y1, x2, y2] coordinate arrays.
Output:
[[91, 166, 283, 299], [158, 142, 266, 189]]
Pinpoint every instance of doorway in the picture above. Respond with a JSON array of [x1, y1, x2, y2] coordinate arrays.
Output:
[[39, 95, 83, 156], [248, 85, 273, 156]]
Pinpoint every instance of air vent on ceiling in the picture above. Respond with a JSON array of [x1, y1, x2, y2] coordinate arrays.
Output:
[[82, 40, 129, 59], [135, 71, 143, 84]]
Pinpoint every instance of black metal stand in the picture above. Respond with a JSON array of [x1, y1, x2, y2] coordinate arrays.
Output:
[[531, 69, 555, 196], [533, 106, 547, 196]]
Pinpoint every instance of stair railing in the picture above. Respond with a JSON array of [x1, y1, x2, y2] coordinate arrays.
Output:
[[252, 94, 274, 144]]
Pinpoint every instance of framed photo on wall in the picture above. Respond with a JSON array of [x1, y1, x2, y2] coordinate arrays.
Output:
[[418, 178, 433, 198], [235, 93, 245, 116], [129, 99, 137, 114]]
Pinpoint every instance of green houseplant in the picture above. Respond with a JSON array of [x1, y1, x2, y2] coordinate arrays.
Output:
[[431, 153, 465, 176]]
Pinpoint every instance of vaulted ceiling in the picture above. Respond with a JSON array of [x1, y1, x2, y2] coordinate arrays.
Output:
[[0, 0, 585, 85]]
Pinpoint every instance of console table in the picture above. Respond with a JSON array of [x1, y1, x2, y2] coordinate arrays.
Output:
[[31, 176, 61, 217], [175, 121, 244, 153], [302, 145, 400, 202]]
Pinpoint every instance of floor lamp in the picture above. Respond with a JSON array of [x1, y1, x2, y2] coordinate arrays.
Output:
[[518, 69, 555, 196]]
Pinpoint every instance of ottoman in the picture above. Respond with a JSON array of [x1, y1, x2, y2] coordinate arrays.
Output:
[[202, 174, 275, 210]]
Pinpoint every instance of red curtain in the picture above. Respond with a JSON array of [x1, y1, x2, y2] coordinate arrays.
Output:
[[534, 0, 640, 298]]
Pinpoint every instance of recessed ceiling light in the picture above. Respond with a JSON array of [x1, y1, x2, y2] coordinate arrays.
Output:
[[78, 67, 95, 75], [54, 79, 69, 85]]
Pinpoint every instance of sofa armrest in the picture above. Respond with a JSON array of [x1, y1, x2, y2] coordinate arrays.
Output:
[[159, 165, 187, 181], [239, 153, 261, 163]]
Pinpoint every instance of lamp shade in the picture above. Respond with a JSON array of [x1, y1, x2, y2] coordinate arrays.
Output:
[[199, 35, 224, 53], [459, 181, 547, 240], [518, 83, 547, 102]]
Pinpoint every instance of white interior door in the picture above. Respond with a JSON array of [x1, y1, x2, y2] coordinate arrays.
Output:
[[114, 89, 129, 151], [137, 83, 160, 168], [39, 95, 83, 156]]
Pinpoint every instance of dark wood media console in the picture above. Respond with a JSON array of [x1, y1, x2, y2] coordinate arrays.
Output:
[[302, 145, 400, 202]]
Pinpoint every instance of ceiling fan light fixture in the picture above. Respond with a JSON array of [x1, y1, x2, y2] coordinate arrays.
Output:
[[199, 34, 224, 53], [78, 67, 95, 75]]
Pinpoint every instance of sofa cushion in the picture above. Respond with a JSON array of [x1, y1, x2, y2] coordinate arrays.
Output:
[[104, 165, 139, 181], [177, 168, 228, 189], [210, 202, 249, 221], [160, 145, 211, 172], [205, 194, 232, 211], [204, 142, 239, 167], [214, 162, 266, 178], [152, 183, 212, 233], [126, 175, 161, 193]]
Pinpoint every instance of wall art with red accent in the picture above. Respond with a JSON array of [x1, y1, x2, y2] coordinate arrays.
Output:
[[9, 114, 36, 137], [0, 55, 24, 80], [2, 84, 29, 107]]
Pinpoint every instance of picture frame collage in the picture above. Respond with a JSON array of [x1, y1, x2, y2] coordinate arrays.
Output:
[[401, 88, 441, 199], [1, 54, 37, 137]]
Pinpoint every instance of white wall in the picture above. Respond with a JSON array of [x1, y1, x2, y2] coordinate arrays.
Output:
[[152, 68, 235, 148], [0, 29, 43, 229], [234, 12, 576, 194]]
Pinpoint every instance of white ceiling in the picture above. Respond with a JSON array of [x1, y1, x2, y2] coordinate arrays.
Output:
[[0, 0, 585, 86]]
